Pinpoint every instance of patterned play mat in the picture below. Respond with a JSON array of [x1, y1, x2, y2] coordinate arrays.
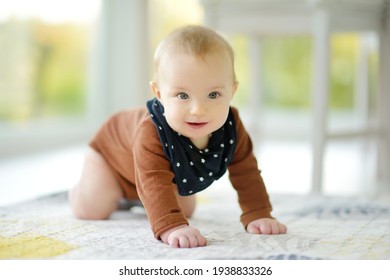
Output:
[[1, 188, 389, 260]]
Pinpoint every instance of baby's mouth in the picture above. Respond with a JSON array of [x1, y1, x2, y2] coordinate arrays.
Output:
[[186, 122, 208, 129]]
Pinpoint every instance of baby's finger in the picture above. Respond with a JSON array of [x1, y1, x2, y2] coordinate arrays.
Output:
[[169, 237, 180, 248], [187, 235, 199, 248], [178, 236, 190, 248], [196, 235, 208, 247], [259, 222, 272, 234], [246, 223, 261, 234], [270, 222, 280, 234], [271, 222, 286, 234], [279, 223, 287, 234]]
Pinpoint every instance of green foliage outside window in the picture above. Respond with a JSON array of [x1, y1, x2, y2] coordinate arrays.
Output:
[[232, 33, 377, 111], [0, 19, 88, 121]]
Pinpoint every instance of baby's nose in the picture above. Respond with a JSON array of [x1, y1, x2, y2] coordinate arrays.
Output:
[[190, 102, 207, 116]]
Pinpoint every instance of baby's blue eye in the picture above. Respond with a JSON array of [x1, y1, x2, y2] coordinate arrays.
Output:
[[209, 92, 219, 99], [178, 92, 189, 99]]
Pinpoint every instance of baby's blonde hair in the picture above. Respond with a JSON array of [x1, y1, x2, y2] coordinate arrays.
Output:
[[154, 25, 236, 82]]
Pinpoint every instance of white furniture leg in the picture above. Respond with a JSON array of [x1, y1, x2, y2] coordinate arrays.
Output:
[[311, 9, 330, 194], [248, 36, 263, 145], [378, 11, 390, 191]]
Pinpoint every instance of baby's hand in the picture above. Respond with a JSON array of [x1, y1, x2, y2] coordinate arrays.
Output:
[[247, 218, 287, 235], [160, 225, 207, 248]]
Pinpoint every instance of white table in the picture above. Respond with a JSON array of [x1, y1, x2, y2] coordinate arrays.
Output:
[[201, 0, 390, 194]]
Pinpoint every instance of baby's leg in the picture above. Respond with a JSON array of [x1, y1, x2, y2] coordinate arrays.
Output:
[[69, 147, 123, 220], [176, 194, 196, 218]]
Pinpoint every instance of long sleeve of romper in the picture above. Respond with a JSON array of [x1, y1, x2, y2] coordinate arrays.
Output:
[[228, 108, 273, 228], [133, 119, 189, 239]]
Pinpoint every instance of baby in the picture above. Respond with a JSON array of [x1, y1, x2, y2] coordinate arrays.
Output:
[[69, 25, 287, 248]]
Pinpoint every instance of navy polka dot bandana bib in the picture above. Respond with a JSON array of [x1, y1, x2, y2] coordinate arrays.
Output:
[[146, 98, 237, 196]]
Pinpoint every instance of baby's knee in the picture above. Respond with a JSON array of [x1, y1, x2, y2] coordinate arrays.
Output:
[[182, 199, 196, 218], [183, 207, 195, 218], [177, 194, 196, 218], [68, 188, 89, 219], [68, 188, 110, 220]]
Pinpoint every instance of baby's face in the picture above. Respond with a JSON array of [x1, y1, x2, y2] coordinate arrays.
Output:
[[153, 51, 237, 149]]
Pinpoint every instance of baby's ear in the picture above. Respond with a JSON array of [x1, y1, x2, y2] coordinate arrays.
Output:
[[150, 81, 161, 99], [233, 81, 239, 96]]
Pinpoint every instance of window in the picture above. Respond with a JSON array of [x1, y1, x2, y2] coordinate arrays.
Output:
[[0, 0, 205, 156], [0, 0, 101, 155]]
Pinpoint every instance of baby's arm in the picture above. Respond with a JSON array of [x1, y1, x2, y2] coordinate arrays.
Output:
[[160, 225, 207, 248], [246, 218, 287, 235]]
